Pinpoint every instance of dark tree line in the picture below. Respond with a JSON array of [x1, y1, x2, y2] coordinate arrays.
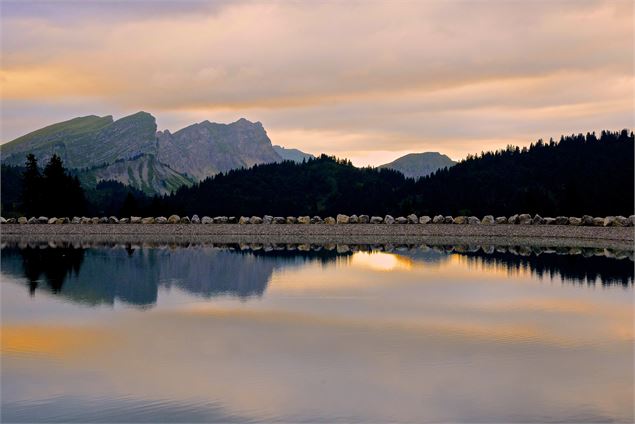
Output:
[[1, 129, 633, 217], [20, 154, 87, 217]]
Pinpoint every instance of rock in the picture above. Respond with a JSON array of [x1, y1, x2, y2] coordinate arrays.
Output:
[[155, 216, 167, 224], [508, 214, 519, 224], [238, 216, 249, 224], [395, 217, 408, 224], [384, 215, 395, 224], [370, 216, 383, 224], [286, 216, 297, 224], [263, 215, 274, 224], [7, 218, 16, 223], [407, 214, 418, 224], [453, 216, 467, 225], [518, 214, 532, 225], [419, 216, 431, 224], [201, 216, 212, 224], [358, 215, 370, 224], [531, 215, 544, 225], [37, 216, 48, 224], [481, 215, 495, 225], [98, 217, 108, 224], [311, 216, 323, 224], [91, 217, 100, 224], [593, 217, 604, 226], [273, 217, 286, 224], [495, 216, 507, 224], [442, 216, 453, 224], [0, 217, 6, 224], [614, 216, 629, 227], [168, 214, 180, 224], [432, 215, 444, 224], [603, 216, 616, 227], [28, 217, 38, 224], [18, 217, 27, 224], [349, 215, 359, 224], [228, 216, 237, 224], [48, 217, 57, 224], [629, 215, 635, 226], [555, 216, 569, 225], [71, 217, 81, 224], [336, 214, 350, 224], [467, 216, 481, 225], [191, 214, 200, 224], [213, 216, 228, 224], [141, 217, 155, 224], [119, 218, 129, 224], [108, 216, 119, 224], [130, 216, 142, 224], [324, 217, 336, 224], [179, 216, 190, 224], [56, 218, 66, 224], [297, 216, 310, 224], [250, 216, 263, 224], [80, 217, 90, 224], [581, 215, 594, 226], [544, 218, 556, 225], [568, 217, 582, 226]]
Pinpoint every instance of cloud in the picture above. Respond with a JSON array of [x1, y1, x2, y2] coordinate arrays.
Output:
[[1, 0, 632, 164]]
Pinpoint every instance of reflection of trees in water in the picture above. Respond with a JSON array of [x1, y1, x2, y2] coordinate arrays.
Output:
[[1, 243, 632, 308], [457, 250, 634, 287], [1, 247, 85, 295]]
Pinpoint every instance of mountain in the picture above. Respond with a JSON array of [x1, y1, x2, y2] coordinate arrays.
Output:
[[1, 113, 283, 194], [273, 145, 315, 163], [378, 152, 456, 179]]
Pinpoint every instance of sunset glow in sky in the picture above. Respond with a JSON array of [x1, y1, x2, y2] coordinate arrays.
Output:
[[1, 0, 633, 165]]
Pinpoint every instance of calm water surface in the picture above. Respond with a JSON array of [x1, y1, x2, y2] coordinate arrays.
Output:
[[1, 243, 633, 423]]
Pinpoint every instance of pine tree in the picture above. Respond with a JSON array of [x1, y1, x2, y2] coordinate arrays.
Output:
[[22, 154, 43, 216]]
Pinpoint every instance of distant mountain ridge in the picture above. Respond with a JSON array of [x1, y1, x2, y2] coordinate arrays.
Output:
[[1, 112, 288, 194], [379, 152, 456, 179], [273, 145, 315, 163]]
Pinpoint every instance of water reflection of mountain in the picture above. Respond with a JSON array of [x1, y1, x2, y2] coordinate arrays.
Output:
[[456, 250, 634, 287], [0, 246, 349, 307]]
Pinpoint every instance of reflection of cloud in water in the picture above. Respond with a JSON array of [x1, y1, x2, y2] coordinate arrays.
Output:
[[1, 395, 248, 423], [0, 243, 632, 308]]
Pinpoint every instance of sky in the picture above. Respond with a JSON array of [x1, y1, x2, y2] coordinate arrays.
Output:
[[1, 0, 633, 166]]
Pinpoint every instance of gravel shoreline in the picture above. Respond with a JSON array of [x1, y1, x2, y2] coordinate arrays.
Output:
[[2, 224, 633, 250]]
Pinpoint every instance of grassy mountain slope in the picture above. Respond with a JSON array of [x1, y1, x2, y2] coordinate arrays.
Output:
[[379, 152, 456, 179]]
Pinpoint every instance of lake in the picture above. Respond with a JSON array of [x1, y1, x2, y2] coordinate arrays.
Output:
[[1, 241, 633, 423]]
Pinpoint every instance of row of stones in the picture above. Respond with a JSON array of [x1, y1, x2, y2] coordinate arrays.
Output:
[[2, 213, 634, 227], [4, 241, 632, 261]]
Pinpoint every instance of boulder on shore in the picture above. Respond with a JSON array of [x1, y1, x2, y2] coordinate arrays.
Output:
[[130, 216, 142, 224], [238, 216, 249, 225], [544, 217, 556, 225], [263, 215, 274, 224], [349, 215, 359, 224], [358, 215, 370, 224], [286, 216, 297, 224], [454, 216, 467, 225], [71, 217, 81, 224], [250, 216, 263, 224], [444, 216, 454, 224], [395, 217, 408, 224], [554, 216, 569, 225], [156, 216, 168, 224], [482, 215, 495, 225], [28, 217, 39, 224], [581, 215, 594, 226], [419, 216, 431, 224], [168, 215, 180, 224], [311, 216, 324, 224], [180, 216, 191, 224], [18, 217, 28, 224], [508, 214, 519, 224], [273, 217, 286, 224], [324, 217, 336, 224], [336, 214, 350, 224], [191, 215, 201, 224], [119, 218, 129, 224], [109, 216, 119, 224], [141, 217, 155, 224], [370, 216, 383, 224], [432, 215, 444, 224], [384, 215, 395, 224], [38, 216, 49, 224], [518, 214, 532, 225], [407, 214, 418, 224], [532, 215, 544, 225], [495, 216, 507, 224], [467, 216, 481, 225], [629, 215, 635, 227], [297, 216, 310, 224], [593, 217, 604, 226], [48, 217, 58, 224], [568, 217, 582, 226]]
